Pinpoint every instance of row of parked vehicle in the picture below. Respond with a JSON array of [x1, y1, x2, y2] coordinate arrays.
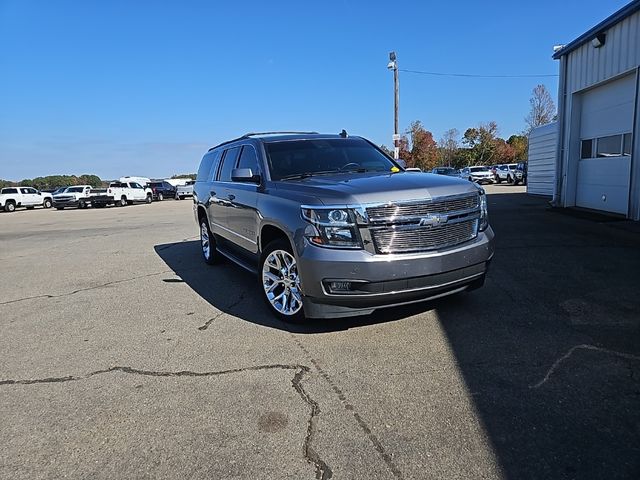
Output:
[[0, 178, 194, 213], [410, 163, 527, 186], [459, 163, 528, 186]]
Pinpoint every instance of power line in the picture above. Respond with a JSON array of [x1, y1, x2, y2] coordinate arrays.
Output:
[[399, 69, 558, 78]]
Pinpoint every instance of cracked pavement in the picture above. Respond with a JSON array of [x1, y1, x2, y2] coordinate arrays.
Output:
[[1, 187, 639, 479]]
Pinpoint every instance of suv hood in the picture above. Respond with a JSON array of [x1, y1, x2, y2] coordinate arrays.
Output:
[[274, 172, 480, 205]]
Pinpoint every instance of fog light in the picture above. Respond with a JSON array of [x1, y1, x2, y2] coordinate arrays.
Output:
[[329, 281, 352, 292]]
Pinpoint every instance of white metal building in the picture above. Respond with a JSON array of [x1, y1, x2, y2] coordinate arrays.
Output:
[[553, 0, 640, 220], [527, 122, 557, 196]]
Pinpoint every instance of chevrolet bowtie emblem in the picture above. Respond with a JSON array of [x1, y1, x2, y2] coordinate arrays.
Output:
[[418, 214, 448, 227]]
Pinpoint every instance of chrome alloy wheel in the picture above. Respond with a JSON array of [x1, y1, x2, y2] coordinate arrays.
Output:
[[262, 249, 303, 316], [200, 222, 210, 260]]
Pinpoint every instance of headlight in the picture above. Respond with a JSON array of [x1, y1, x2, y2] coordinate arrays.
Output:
[[301, 207, 362, 249], [479, 189, 489, 231]]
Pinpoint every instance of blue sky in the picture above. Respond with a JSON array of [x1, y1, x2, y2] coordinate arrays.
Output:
[[0, 0, 631, 180]]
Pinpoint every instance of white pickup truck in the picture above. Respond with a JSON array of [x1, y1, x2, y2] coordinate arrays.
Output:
[[91, 181, 153, 207], [52, 185, 94, 209], [0, 187, 53, 212], [175, 180, 195, 200]]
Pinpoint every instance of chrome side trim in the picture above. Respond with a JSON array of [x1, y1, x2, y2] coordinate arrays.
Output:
[[210, 220, 257, 245]]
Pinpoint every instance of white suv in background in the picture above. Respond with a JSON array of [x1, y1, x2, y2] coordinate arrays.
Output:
[[493, 163, 518, 183], [0, 187, 53, 212], [460, 166, 494, 185]]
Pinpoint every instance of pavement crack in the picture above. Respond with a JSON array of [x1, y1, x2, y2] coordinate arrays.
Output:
[[0, 362, 333, 480], [197, 292, 246, 330], [0, 270, 172, 306], [292, 337, 403, 479], [530, 344, 640, 389]]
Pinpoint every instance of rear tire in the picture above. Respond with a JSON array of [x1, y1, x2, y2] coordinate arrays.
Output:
[[158, 192, 163, 201], [199, 217, 222, 265], [43, 198, 52, 208], [5, 202, 16, 212], [260, 239, 306, 323], [118, 196, 127, 207]]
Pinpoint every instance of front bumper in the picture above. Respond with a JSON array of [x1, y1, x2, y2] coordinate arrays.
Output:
[[53, 198, 80, 207], [297, 227, 495, 318]]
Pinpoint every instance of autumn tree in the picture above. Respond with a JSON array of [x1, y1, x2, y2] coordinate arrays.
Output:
[[462, 121, 499, 165], [494, 138, 516, 163], [525, 84, 556, 132], [438, 128, 459, 167], [405, 121, 438, 171]]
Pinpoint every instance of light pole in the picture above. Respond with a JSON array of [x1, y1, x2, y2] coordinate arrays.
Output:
[[387, 51, 400, 159]]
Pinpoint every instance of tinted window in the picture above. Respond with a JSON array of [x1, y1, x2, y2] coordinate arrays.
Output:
[[2, 188, 18, 194], [148, 182, 163, 188], [470, 167, 488, 172], [67, 187, 85, 193], [218, 147, 241, 181], [581, 139, 593, 159], [265, 138, 396, 181], [131, 183, 143, 189], [623, 133, 632, 156], [237, 145, 260, 174], [596, 135, 622, 157]]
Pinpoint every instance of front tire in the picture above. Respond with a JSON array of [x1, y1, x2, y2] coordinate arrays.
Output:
[[260, 239, 305, 323], [158, 192, 163, 201], [146, 194, 152, 204]]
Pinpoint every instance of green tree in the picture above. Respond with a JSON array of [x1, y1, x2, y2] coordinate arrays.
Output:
[[507, 135, 528, 161], [171, 173, 197, 180], [438, 128, 459, 167], [462, 121, 499, 165]]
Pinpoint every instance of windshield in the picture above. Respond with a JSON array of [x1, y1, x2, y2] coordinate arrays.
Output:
[[470, 166, 489, 172], [264, 138, 397, 181]]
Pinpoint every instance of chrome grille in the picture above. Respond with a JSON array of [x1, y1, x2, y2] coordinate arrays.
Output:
[[371, 219, 478, 254], [365, 194, 480, 254], [366, 194, 478, 222]]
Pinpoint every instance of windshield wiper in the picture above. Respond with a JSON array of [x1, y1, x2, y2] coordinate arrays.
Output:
[[279, 170, 341, 181]]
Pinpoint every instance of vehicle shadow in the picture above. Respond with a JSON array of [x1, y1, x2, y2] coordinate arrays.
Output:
[[155, 192, 640, 477], [434, 191, 640, 479], [153, 240, 434, 334]]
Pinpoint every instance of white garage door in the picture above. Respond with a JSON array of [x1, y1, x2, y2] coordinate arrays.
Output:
[[576, 73, 635, 215]]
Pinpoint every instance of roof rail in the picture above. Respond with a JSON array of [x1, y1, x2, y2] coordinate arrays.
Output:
[[242, 131, 319, 137], [208, 131, 320, 152]]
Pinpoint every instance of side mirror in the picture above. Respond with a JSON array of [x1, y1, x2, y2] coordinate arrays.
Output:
[[232, 168, 260, 183], [396, 159, 407, 169]]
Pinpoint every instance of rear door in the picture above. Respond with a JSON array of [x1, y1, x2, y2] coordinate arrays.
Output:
[[20, 188, 37, 205], [208, 146, 241, 241], [129, 183, 145, 201]]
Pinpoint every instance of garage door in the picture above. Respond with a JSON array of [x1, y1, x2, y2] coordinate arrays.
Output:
[[576, 73, 635, 215]]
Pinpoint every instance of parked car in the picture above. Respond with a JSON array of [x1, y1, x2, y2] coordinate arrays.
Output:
[[460, 166, 494, 185], [512, 162, 528, 185], [175, 180, 195, 200], [91, 181, 153, 207], [193, 131, 494, 322], [431, 167, 460, 177], [53, 185, 94, 209], [147, 181, 177, 201], [494, 163, 518, 183], [0, 187, 53, 212]]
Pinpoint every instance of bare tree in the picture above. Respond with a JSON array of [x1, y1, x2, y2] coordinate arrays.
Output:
[[438, 128, 459, 167], [525, 84, 556, 132]]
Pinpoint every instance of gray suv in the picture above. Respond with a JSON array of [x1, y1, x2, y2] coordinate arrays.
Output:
[[193, 132, 494, 322]]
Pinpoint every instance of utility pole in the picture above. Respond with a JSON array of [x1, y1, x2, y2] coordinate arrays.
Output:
[[388, 51, 400, 159]]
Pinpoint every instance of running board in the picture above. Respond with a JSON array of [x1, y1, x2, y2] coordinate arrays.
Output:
[[216, 247, 258, 275]]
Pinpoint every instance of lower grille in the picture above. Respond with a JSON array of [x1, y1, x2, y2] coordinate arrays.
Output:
[[371, 219, 478, 254]]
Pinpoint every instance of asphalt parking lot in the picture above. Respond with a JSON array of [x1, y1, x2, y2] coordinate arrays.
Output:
[[1, 185, 639, 479]]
